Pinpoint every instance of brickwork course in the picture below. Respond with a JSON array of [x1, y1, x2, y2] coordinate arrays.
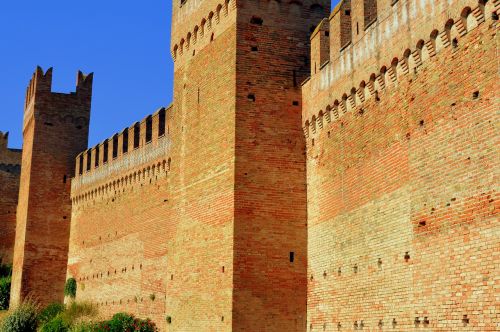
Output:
[[1, 0, 498, 331]]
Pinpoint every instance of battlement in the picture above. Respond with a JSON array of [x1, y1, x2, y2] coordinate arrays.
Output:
[[302, 0, 496, 132], [171, 0, 235, 66], [171, 0, 331, 66], [72, 105, 173, 191], [23, 67, 93, 129]]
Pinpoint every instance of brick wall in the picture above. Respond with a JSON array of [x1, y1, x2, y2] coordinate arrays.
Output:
[[0, 132, 22, 265], [304, 2, 498, 330]]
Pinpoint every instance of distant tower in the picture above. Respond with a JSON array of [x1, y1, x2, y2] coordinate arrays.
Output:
[[10, 67, 92, 307]]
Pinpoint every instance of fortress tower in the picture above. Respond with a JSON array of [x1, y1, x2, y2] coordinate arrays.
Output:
[[167, 0, 329, 330], [10, 67, 92, 307]]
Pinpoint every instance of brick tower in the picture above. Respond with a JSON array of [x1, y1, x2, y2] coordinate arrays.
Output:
[[167, 0, 329, 330], [10, 67, 92, 307]]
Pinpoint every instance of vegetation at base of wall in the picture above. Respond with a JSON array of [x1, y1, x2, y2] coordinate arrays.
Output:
[[33, 303, 157, 332], [64, 278, 77, 299], [0, 262, 13, 310], [37, 303, 65, 326], [0, 299, 39, 332], [92, 313, 158, 332]]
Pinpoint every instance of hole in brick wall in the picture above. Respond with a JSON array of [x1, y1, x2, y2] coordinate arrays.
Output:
[[392, 318, 397, 328], [76, 125, 82, 130], [323, 271, 327, 278], [377, 258, 382, 268], [312, 139, 315, 146], [292, 101, 299, 106], [378, 319, 383, 328], [114, 269, 117, 274], [44, 122, 54, 126], [345, 9, 350, 15], [472, 91, 479, 99], [337, 322, 341, 330], [221, 316, 224, 322], [310, 274, 314, 281], [247, 94, 255, 102], [462, 315, 470, 325], [414, 317, 420, 326], [63, 175, 67, 183], [251, 46, 258, 52], [452, 38, 458, 48], [289, 252, 295, 263], [328, 131, 331, 138], [63, 216, 67, 220], [171, 274, 174, 280], [451, 197, 457, 201], [404, 252, 410, 261], [353, 264, 358, 273], [354, 321, 358, 329], [419, 220, 426, 227], [325, 31, 329, 36], [419, 120, 424, 126], [310, 323, 313, 330], [222, 266, 225, 273], [338, 268, 341, 276], [360, 321, 364, 329], [423, 317, 429, 326], [250, 16, 263, 25], [140, 264, 142, 269]]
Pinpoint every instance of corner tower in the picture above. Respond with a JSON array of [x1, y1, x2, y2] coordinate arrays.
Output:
[[10, 67, 92, 307], [168, 0, 328, 330]]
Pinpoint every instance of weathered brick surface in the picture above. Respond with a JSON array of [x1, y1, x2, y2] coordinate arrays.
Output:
[[0, 132, 22, 264], [303, 0, 498, 330], [4, 0, 497, 330], [67, 0, 328, 330], [10, 68, 92, 307]]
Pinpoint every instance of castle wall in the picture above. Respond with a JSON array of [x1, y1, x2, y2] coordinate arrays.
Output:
[[232, 0, 328, 331], [68, 1, 237, 329], [303, 1, 498, 330], [0, 133, 22, 265], [10, 68, 92, 307]]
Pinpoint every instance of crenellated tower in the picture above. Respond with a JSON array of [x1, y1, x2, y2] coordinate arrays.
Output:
[[10, 67, 92, 307], [167, 0, 329, 330]]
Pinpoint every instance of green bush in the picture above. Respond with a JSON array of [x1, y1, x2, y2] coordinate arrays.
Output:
[[94, 313, 157, 332], [64, 278, 77, 299], [0, 300, 39, 332], [0, 276, 11, 310], [38, 303, 65, 326], [40, 314, 69, 332]]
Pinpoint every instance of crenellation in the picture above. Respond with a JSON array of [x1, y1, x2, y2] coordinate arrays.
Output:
[[74, 105, 171, 184], [303, 0, 492, 132], [2, 0, 497, 330]]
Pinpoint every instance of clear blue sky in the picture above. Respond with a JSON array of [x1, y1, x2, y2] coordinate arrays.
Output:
[[0, 0, 338, 149]]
